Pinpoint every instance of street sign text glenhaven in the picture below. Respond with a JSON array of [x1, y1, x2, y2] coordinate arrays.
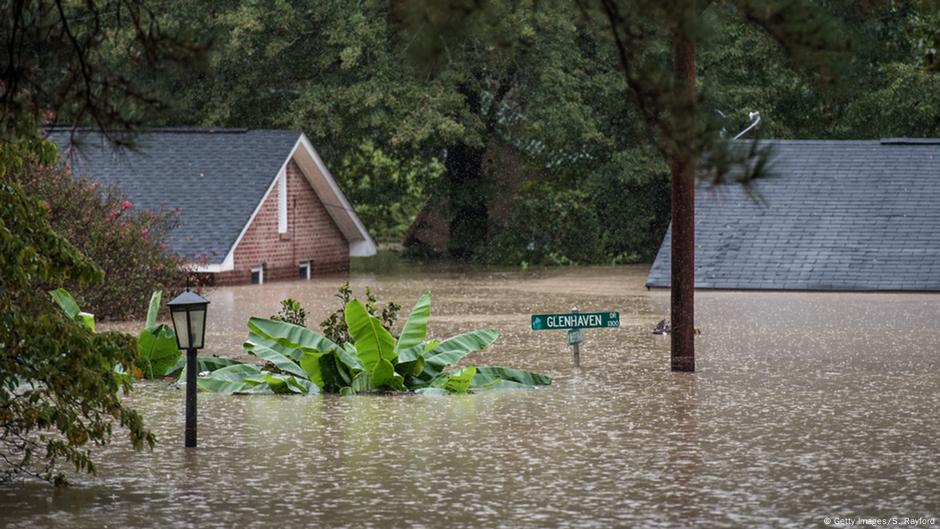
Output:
[[531, 311, 620, 331]]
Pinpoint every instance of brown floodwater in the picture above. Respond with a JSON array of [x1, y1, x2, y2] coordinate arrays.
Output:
[[2, 257, 938, 528]]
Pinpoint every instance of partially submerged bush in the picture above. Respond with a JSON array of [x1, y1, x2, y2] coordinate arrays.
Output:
[[19, 161, 186, 320], [47, 283, 551, 397], [136, 291, 181, 379], [51, 289, 182, 380], [319, 282, 400, 345], [271, 297, 307, 327], [198, 292, 551, 395]]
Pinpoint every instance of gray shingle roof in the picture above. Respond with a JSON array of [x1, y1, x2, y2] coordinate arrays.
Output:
[[48, 128, 301, 265], [646, 139, 940, 291]]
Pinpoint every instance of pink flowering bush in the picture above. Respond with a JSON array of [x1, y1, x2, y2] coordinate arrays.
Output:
[[19, 162, 188, 320]]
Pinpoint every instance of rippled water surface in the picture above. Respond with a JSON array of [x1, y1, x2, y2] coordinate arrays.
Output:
[[2, 259, 938, 528]]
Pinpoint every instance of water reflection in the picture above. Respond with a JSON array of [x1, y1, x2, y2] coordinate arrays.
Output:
[[1, 262, 938, 528]]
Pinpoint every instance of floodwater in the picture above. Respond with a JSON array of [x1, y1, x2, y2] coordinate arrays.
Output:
[[2, 257, 939, 528]]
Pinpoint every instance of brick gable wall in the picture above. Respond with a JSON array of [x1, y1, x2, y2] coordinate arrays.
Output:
[[214, 159, 349, 284]]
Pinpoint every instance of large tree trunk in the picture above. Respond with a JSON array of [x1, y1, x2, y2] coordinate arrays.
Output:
[[670, 29, 696, 372], [445, 141, 487, 259], [445, 83, 488, 259]]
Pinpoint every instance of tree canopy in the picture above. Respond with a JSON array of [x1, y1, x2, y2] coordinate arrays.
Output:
[[1, 137, 154, 484], [137, 0, 940, 263], [1, 0, 195, 484]]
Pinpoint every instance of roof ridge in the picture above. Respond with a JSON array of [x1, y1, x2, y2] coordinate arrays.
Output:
[[879, 137, 940, 145], [46, 126, 255, 134], [736, 138, 940, 145]]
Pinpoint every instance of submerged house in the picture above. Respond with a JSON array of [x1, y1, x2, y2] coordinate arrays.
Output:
[[50, 128, 376, 285], [647, 139, 940, 291]]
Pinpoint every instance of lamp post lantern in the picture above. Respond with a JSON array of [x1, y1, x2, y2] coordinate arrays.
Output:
[[167, 289, 210, 448]]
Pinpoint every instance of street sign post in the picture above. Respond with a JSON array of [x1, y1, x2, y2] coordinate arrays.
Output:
[[531, 308, 620, 367]]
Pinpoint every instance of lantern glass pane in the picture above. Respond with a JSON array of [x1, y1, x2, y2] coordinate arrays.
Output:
[[171, 309, 190, 349], [189, 307, 206, 349]]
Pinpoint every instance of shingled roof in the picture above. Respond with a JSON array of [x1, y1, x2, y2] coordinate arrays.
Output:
[[646, 139, 940, 291], [47, 128, 375, 266]]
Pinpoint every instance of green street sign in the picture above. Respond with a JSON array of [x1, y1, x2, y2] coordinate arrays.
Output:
[[531, 311, 620, 331]]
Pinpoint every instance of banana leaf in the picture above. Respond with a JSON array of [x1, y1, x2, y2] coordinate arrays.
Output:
[[372, 357, 405, 391], [247, 317, 344, 355], [398, 340, 440, 364], [244, 331, 302, 361], [50, 288, 95, 331], [145, 290, 161, 330], [171, 356, 244, 380], [243, 340, 307, 378], [419, 329, 499, 382], [285, 375, 318, 394], [340, 343, 364, 371], [345, 299, 397, 371], [394, 292, 431, 354], [430, 365, 477, 394], [394, 342, 433, 378], [196, 364, 269, 394], [341, 370, 374, 395], [197, 377, 272, 394], [471, 366, 553, 388], [136, 324, 181, 379], [300, 351, 352, 392], [247, 373, 318, 394], [394, 354, 425, 378]]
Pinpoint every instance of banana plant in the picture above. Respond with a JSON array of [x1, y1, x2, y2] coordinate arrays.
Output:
[[135, 291, 182, 379], [197, 292, 552, 395], [50, 288, 95, 331]]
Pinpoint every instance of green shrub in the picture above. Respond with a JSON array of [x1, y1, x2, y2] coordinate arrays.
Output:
[[319, 282, 400, 345], [271, 297, 307, 327], [18, 161, 187, 320]]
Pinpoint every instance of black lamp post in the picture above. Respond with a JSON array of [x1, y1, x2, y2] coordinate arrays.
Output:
[[167, 289, 210, 448]]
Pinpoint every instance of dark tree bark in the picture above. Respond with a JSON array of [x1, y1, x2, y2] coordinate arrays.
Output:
[[445, 141, 487, 258], [445, 84, 488, 259], [670, 29, 696, 372]]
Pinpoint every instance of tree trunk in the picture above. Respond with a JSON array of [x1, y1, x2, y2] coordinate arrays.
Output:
[[445, 141, 487, 259], [445, 83, 488, 259], [670, 28, 696, 372]]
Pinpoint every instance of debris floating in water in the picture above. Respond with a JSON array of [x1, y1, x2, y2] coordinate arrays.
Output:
[[653, 319, 671, 335], [652, 319, 701, 335]]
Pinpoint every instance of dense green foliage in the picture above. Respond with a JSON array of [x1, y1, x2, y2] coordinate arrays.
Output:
[[697, 1, 940, 140], [1, 0, 198, 141], [1, 0, 198, 484], [0, 141, 154, 485], [139, 0, 940, 264], [149, 0, 665, 262], [197, 292, 551, 395]]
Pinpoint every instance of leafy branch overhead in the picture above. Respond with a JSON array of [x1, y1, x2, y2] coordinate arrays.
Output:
[[1, 159, 154, 485]]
